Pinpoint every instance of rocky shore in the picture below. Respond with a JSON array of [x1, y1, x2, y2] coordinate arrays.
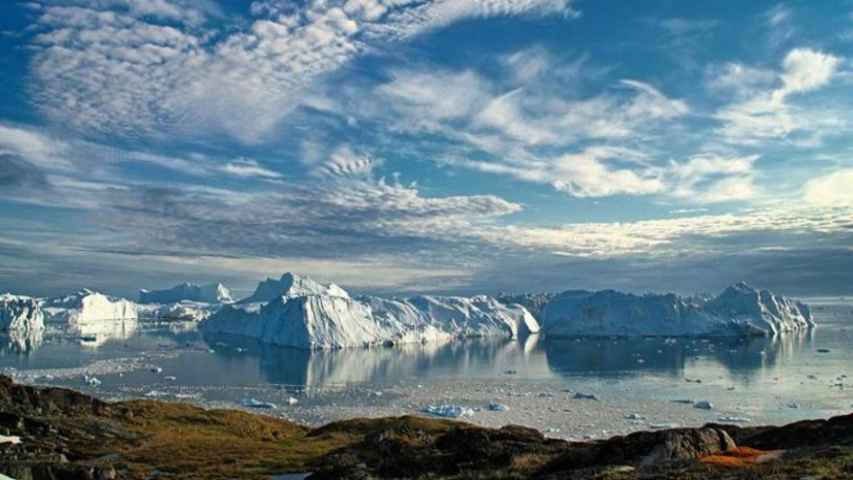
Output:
[[1, 376, 851, 479]]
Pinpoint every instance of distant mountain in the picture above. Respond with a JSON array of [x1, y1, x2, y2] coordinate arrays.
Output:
[[139, 282, 232, 304]]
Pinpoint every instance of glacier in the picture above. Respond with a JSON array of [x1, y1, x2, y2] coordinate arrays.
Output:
[[540, 282, 813, 337], [139, 282, 233, 304], [43, 289, 138, 324], [0, 293, 45, 335], [203, 273, 540, 349]]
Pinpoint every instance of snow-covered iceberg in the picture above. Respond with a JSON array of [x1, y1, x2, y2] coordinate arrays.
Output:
[[43, 289, 138, 324], [0, 293, 45, 334], [139, 282, 233, 304], [541, 282, 812, 337], [237, 272, 349, 304], [203, 273, 539, 349]]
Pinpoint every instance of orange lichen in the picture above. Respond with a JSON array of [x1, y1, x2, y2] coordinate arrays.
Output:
[[700, 447, 784, 467]]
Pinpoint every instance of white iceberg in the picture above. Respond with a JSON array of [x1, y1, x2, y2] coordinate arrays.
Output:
[[43, 289, 138, 324], [139, 282, 233, 304], [203, 274, 540, 350], [541, 282, 812, 338], [0, 293, 45, 334], [422, 404, 474, 418], [237, 273, 349, 304], [138, 301, 217, 322], [241, 398, 277, 409]]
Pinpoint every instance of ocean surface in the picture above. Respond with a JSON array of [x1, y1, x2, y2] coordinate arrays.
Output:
[[2, 298, 851, 440]]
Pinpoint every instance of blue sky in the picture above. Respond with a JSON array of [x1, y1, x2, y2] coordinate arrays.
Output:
[[0, 0, 851, 298]]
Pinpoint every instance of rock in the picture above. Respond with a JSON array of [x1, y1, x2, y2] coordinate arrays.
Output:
[[693, 400, 714, 410], [573, 392, 598, 400], [640, 428, 736, 465]]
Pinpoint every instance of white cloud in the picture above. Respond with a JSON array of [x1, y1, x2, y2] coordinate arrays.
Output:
[[221, 159, 283, 179], [802, 169, 853, 207], [714, 48, 842, 146], [0, 123, 72, 170], [27, 0, 578, 144], [315, 145, 381, 178], [777, 48, 841, 98]]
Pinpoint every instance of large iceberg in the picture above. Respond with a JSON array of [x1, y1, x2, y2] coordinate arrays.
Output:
[[43, 289, 138, 324], [0, 294, 45, 334], [139, 282, 233, 304], [541, 282, 812, 337], [203, 273, 539, 349], [237, 272, 349, 304]]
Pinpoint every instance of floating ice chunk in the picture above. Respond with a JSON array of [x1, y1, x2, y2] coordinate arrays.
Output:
[[487, 402, 510, 412], [83, 375, 101, 386], [287, 397, 299, 406], [544, 427, 560, 434], [241, 398, 277, 409], [817, 348, 831, 353], [573, 392, 598, 400], [422, 404, 474, 418], [693, 400, 714, 410], [145, 390, 168, 397], [717, 416, 750, 423], [624, 413, 646, 420], [164, 376, 177, 381], [175, 393, 200, 400], [151, 367, 163, 374], [504, 369, 518, 375], [786, 401, 800, 409], [0, 435, 21, 444]]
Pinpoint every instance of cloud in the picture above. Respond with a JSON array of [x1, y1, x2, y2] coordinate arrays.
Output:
[[315, 145, 381, 178], [776, 48, 841, 98], [220, 159, 283, 179], [714, 48, 843, 146], [802, 169, 853, 207], [25, 0, 579, 144], [0, 154, 49, 189]]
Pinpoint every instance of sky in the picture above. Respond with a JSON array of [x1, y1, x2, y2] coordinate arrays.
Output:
[[0, 0, 851, 299]]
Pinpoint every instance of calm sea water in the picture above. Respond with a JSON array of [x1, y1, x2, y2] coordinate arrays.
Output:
[[2, 298, 851, 435]]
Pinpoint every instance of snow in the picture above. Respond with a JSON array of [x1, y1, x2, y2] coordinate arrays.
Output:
[[43, 289, 138, 324], [203, 274, 540, 350], [542, 282, 813, 338], [238, 273, 349, 304], [0, 293, 45, 334], [139, 282, 233, 304]]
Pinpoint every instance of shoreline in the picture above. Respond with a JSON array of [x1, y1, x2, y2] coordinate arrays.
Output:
[[2, 375, 852, 479]]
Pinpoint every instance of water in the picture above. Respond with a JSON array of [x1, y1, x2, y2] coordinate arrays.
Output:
[[2, 298, 851, 439]]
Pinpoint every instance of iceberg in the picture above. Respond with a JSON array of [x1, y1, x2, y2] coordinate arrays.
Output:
[[0, 293, 45, 334], [139, 282, 233, 304], [237, 272, 349, 304], [541, 282, 812, 338], [138, 301, 217, 322], [43, 289, 138, 324], [202, 273, 540, 350]]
